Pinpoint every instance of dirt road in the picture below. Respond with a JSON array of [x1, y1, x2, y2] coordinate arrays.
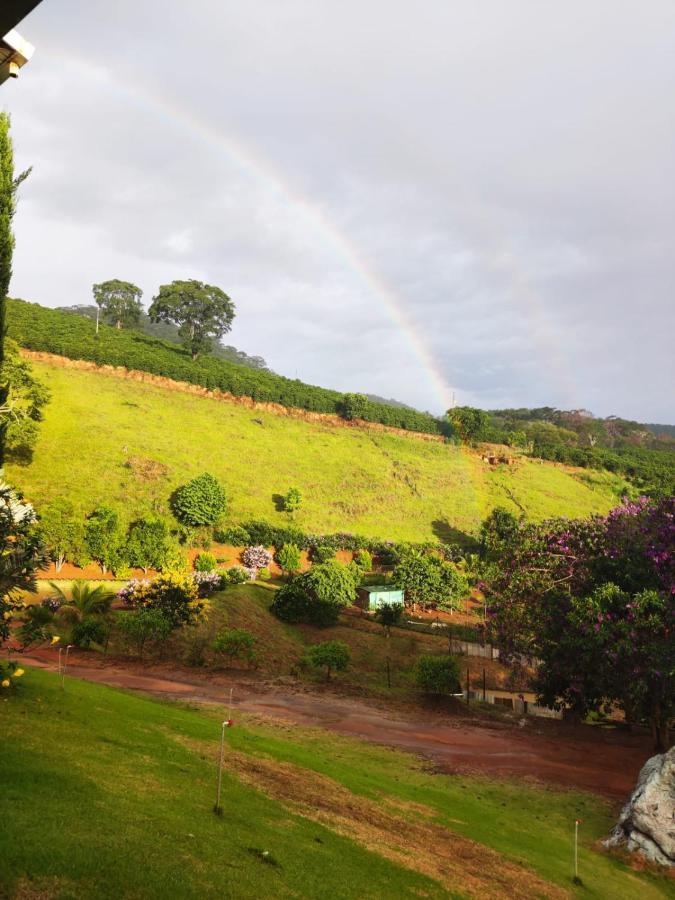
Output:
[[23, 650, 651, 802]]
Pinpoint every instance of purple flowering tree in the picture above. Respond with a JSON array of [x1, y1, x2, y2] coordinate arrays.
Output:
[[241, 545, 273, 575], [485, 497, 674, 749]]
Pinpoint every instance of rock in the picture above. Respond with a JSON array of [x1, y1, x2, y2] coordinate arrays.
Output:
[[604, 746, 674, 866]]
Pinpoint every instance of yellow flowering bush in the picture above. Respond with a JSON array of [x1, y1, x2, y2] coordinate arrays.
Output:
[[118, 572, 207, 627]]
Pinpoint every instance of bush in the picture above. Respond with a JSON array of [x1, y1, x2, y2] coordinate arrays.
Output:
[[226, 565, 251, 585], [214, 525, 250, 546], [171, 473, 228, 527], [118, 572, 206, 627], [117, 608, 173, 660], [72, 617, 109, 649], [192, 571, 225, 596], [305, 640, 350, 681], [271, 560, 357, 626], [194, 551, 217, 572], [413, 655, 461, 696], [212, 628, 257, 667], [283, 487, 302, 514], [257, 567, 271, 581], [353, 549, 373, 571], [126, 517, 170, 573], [312, 543, 335, 564], [374, 602, 404, 635], [276, 542, 302, 575], [242, 545, 273, 571]]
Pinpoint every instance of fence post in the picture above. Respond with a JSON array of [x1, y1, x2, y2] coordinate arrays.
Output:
[[466, 667, 470, 705], [482, 667, 486, 702]]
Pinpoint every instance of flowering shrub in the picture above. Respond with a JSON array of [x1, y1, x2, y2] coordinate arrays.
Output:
[[41, 596, 62, 613], [242, 545, 273, 572], [117, 572, 206, 627], [193, 571, 225, 596], [0, 660, 26, 691]]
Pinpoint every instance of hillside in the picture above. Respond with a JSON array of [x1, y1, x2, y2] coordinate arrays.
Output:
[[7, 357, 628, 542], [2, 668, 668, 899]]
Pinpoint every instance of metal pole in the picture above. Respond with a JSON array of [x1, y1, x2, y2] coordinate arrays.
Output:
[[466, 667, 470, 705], [214, 690, 234, 816]]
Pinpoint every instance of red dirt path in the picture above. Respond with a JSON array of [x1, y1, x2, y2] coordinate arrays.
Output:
[[23, 648, 652, 802]]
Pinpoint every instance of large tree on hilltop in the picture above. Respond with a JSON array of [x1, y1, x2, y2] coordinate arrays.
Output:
[[92, 279, 143, 329], [446, 406, 490, 443], [0, 112, 31, 464], [148, 279, 235, 360]]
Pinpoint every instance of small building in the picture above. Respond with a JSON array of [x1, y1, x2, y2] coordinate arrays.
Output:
[[356, 585, 404, 611]]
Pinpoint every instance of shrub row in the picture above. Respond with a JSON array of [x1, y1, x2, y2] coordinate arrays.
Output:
[[7, 299, 447, 435]]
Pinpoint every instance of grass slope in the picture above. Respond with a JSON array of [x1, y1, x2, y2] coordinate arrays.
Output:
[[2, 669, 669, 899], [7, 361, 627, 542]]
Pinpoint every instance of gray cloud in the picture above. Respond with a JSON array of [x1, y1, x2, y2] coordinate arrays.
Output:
[[5, 0, 675, 420]]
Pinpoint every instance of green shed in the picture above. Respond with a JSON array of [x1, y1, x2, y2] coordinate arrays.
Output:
[[356, 585, 404, 611]]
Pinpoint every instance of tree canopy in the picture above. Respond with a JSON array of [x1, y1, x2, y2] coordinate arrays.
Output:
[[446, 406, 490, 443], [92, 279, 143, 330], [148, 280, 235, 360]]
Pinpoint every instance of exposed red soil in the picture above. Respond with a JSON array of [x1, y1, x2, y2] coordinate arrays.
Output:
[[22, 647, 653, 802]]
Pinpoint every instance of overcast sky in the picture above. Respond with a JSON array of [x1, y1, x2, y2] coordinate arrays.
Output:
[[5, 1, 675, 421]]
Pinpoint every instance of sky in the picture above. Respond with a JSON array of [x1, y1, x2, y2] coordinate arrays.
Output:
[[4, 0, 675, 421]]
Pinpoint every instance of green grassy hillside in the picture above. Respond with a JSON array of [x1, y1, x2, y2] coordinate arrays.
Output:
[[7, 360, 628, 542], [2, 669, 668, 898]]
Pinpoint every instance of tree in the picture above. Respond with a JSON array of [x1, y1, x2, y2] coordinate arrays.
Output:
[[0, 338, 50, 461], [480, 507, 521, 560], [38, 498, 85, 572], [0, 112, 31, 465], [414, 655, 461, 696], [353, 549, 373, 572], [486, 497, 674, 749], [148, 279, 235, 360], [171, 473, 228, 527], [339, 393, 369, 421], [49, 580, 115, 624], [374, 602, 404, 637], [117, 608, 173, 661], [119, 571, 206, 628], [85, 505, 125, 574], [394, 552, 466, 611], [92, 279, 143, 330], [276, 542, 302, 576], [446, 406, 490, 443], [271, 560, 357, 626], [283, 486, 302, 515], [306, 640, 350, 681], [126, 517, 170, 574]]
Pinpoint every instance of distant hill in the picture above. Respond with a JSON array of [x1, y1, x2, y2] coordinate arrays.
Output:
[[56, 304, 271, 372], [645, 422, 675, 439]]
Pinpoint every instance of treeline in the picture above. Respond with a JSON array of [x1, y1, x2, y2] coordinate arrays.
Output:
[[7, 299, 446, 435]]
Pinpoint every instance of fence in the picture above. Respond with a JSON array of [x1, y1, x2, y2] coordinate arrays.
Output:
[[449, 639, 499, 660]]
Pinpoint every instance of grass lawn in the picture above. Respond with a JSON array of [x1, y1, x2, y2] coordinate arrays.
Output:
[[7, 361, 627, 543], [1, 669, 670, 899]]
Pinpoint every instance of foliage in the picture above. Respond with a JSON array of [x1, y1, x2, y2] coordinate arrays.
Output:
[[212, 628, 257, 666], [92, 279, 142, 329], [117, 608, 173, 660], [7, 299, 446, 435], [257, 567, 271, 581], [485, 497, 675, 748], [283, 486, 302, 514], [339, 393, 370, 421], [118, 572, 206, 627], [148, 279, 235, 360], [192, 571, 225, 596], [50, 580, 115, 624], [480, 507, 521, 560], [446, 406, 490, 443], [0, 483, 47, 645], [85, 505, 125, 574], [226, 565, 251, 585], [16, 603, 54, 648], [171, 473, 228, 527], [353, 549, 373, 571], [305, 640, 350, 681], [374, 602, 404, 636], [394, 552, 467, 610], [215, 524, 250, 545], [126, 517, 170, 573], [194, 551, 217, 572], [271, 560, 357, 626], [38, 497, 85, 572], [72, 616, 109, 649], [414, 654, 461, 695], [311, 543, 335, 563], [241, 545, 273, 572], [276, 542, 302, 575], [0, 338, 50, 461]]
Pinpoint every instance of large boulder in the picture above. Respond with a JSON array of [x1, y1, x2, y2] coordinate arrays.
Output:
[[604, 746, 674, 866]]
